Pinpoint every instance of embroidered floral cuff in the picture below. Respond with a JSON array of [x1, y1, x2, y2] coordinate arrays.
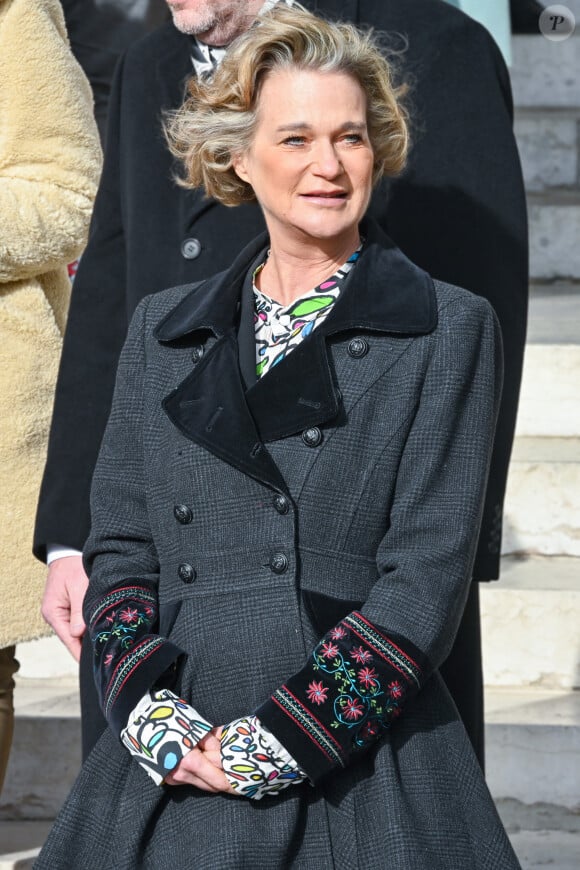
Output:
[[256, 611, 426, 784], [121, 688, 212, 786], [220, 715, 307, 799], [88, 583, 185, 736]]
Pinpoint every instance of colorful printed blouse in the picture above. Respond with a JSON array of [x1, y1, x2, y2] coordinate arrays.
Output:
[[254, 244, 362, 377], [122, 246, 364, 796]]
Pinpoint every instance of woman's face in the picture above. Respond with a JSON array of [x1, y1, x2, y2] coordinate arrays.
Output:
[[233, 68, 374, 249]]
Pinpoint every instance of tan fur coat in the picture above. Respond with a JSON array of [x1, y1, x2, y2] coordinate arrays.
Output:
[[0, 0, 101, 647]]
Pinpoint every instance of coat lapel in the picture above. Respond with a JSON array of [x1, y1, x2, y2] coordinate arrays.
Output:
[[161, 331, 289, 493], [246, 331, 341, 442], [155, 219, 437, 489], [156, 235, 289, 494], [243, 219, 437, 441]]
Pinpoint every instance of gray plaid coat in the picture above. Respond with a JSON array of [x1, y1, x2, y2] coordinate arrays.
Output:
[[36, 223, 520, 869]]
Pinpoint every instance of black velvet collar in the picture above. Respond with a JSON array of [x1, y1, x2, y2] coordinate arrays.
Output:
[[156, 219, 437, 495], [154, 218, 437, 343]]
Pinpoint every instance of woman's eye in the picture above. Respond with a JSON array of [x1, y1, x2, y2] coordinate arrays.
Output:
[[282, 136, 306, 146], [342, 133, 363, 144]]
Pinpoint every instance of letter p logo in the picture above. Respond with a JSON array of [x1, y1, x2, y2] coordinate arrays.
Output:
[[540, 5, 576, 41]]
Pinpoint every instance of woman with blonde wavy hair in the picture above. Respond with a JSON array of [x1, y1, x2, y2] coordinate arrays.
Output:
[[37, 5, 520, 868]]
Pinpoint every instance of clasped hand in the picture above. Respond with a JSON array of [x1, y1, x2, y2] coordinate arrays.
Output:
[[163, 726, 236, 794]]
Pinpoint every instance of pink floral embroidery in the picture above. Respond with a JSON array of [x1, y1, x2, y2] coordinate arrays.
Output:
[[321, 641, 339, 660], [358, 666, 378, 688], [104, 653, 113, 667], [360, 720, 380, 741], [306, 681, 329, 706], [342, 697, 364, 721], [329, 626, 347, 640], [388, 681, 404, 699], [350, 645, 372, 664], [119, 607, 139, 624]]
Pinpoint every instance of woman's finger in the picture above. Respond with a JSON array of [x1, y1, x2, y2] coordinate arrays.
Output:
[[164, 746, 233, 792], [198, 730, 221, 753]]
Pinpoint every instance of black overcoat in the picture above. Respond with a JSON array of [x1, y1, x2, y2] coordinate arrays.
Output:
[[36, 225, 520, 869], [35, 0, 528, 580]]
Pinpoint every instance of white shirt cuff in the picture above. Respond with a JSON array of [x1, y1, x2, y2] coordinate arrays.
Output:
[[46, 545, 83, 565]]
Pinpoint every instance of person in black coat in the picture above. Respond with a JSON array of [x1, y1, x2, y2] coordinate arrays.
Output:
[[60, 0, 170, 144], [35, 0, 528, 765]]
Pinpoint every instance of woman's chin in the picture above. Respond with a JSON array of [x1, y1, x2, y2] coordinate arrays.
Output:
[[287, 217, 362, 246]]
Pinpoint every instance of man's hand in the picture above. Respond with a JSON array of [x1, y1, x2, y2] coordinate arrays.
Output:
[[41, 555, 88, 661], [164, 728, 235, 794]]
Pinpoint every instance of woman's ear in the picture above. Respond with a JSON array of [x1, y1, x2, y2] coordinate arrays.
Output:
[[232, 151, 250, 183]]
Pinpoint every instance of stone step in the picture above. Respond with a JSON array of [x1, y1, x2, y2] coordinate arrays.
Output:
[[506, 830, 580, 870], [0, 678, 80, 823], [485, 687, 580, 811], [528, 197, 580, 281], [16, 636, 77, 681], [515, 109, 579, 194], [511, 34, 580, 109], [525, 283, 580, 346], [481, 555, 580, 690], [517, 284, 580, 438], [496, 799, 580, 870], [0, 822, 51, 869], [502, 437, 580, 557]]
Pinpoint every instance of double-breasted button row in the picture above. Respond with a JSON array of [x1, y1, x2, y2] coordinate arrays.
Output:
[[269, 552, 289, 574], [178, 563, 196, 583], [181, 238, 202, 260], [180, 555, 291, 582], [302, 427, 322, 448], [348, 337, 369, 358], [174, 504, 193, 525]]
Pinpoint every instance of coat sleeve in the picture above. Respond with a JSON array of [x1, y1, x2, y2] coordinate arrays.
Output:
[[33, 49, 129, 561], [257, 293, 503, 784], [0, 0, 101, 282], [375, 11, 528, 580], [82, 297, 185, 738]]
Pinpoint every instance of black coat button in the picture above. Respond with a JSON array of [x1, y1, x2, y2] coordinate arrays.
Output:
[[302, 427, 322, 448], [191, 345, 204, 363], [273, 494, 290, 515], [348, 337, 369, 358], [174, 504, 193, 525], [178, 563, 196, 583], [270, 552, 289, 574], [181, 238, 202, 260]]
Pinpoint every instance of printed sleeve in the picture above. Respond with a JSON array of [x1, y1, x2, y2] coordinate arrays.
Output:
[[257, 296, 503, 783], [220, 715, 307, 799], [121, 689, 213, 786]]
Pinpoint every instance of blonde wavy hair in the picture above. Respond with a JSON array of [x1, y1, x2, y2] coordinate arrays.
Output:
[[166, 3, 409, 206]]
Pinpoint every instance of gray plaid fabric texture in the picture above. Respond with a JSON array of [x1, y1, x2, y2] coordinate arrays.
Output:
[[36, 235, 520, 868]]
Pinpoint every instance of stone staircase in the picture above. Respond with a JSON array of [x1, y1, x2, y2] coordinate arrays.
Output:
[[1, 29, 580, 870], [482, 27, 580, 870]]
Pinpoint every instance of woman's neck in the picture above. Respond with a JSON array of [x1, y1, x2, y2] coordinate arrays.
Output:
[[256, 230, 361, 307]]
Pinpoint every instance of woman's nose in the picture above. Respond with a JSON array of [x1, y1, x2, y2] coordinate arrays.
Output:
[[312, 142, 343, 177]]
